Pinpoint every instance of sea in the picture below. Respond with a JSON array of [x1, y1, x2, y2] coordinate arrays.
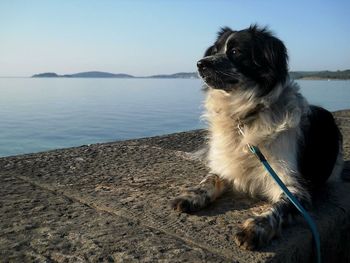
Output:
[[0, 78, 349, 157]]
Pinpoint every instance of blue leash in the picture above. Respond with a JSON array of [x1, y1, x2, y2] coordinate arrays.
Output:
[[248, 144, 321, 263]]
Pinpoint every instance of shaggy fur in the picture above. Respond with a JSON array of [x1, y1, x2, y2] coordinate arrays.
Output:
[[171, 25, 343, 250]]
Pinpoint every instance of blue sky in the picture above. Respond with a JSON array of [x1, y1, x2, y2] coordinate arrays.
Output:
[[1, 0, 349, 77]]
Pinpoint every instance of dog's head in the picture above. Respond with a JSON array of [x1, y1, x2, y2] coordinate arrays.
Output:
[[198, 25, 288, 95]]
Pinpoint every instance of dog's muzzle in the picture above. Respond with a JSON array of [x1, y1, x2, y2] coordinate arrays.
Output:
[[197, 59, 210, 70], [197, 55, 240, 90]]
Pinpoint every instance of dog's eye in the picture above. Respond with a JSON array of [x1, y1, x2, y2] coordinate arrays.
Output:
[[231, 48, 238, 55]]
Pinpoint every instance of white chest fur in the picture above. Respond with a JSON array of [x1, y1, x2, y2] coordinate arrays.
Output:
[[204, 84, 309, 202]]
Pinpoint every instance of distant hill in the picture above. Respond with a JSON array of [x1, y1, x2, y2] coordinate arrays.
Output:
[[290, 70, 350, 80], [32, 70, 350, 79], [68, 71, 134, 78], [32, 71, 134, 78], [32, 72, 59, 78], [32, 71, 198, 79]]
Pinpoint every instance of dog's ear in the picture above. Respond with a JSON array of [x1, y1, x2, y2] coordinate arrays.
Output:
[[204, 27, 234, 57], [262, 36, 289, 86], [249, 25, 289, 87]]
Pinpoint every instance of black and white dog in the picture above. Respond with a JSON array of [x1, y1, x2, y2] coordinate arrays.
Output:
[[172, 25, 343, 250]]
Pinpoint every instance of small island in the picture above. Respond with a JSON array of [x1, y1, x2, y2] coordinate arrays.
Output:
[[32, 71, 134, 78], [32, 72, 60, 78], [32, 71, 199, 79]]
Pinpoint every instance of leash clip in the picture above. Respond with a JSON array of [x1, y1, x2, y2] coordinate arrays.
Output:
[[237, 120, 245, 136]]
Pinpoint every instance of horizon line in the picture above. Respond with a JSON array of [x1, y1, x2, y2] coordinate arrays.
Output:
[[1, 68, 350, 79]]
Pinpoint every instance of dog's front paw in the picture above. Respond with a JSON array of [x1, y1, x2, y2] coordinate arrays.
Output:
[[171, 196, 198, 213], [234, 217, 275, 250], [171, 188, 210, 213]]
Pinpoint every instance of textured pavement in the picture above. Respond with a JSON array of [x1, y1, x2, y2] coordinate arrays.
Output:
[[0, 110, 349, 263]]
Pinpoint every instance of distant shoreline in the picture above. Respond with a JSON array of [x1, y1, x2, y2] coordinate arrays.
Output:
[[1, 70, 350, 80], [2, 77, 350, 81], [29, 70, 350, 80], [31, 71, 199, 79]]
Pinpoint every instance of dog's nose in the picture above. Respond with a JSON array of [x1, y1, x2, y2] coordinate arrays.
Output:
[[197, 59, 208, 69]]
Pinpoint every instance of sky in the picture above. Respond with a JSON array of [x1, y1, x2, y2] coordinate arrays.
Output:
[[0, 0, 349, 77]]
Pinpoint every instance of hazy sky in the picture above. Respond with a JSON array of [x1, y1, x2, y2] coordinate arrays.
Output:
[[1, 0, 349, 77]]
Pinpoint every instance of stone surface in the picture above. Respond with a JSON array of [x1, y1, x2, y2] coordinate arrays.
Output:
[[0, 110, 350, 263]]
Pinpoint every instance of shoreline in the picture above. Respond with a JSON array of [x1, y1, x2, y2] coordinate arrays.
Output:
[[0, 109, 349, 159]]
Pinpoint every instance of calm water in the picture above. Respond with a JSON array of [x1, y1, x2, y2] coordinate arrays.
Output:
[[0, 78, 349, 157]]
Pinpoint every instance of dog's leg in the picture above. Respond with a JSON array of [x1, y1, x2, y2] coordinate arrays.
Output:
[[171, 173, 230, 213], [234, 189, 311, 250]]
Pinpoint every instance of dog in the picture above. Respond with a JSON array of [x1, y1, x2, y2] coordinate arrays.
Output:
[[171, 25, 344, 250]]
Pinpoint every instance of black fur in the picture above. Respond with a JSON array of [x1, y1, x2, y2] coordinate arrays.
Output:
[[299, 106, 342, 190]]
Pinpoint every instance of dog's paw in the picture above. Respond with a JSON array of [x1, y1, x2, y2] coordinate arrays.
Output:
[[171, 196, 197, 213], [234, 217, 275, 250], [171, 188, 210, 213]]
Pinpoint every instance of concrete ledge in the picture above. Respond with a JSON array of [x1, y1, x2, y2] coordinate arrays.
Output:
[[1, 111, 350, 262]]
